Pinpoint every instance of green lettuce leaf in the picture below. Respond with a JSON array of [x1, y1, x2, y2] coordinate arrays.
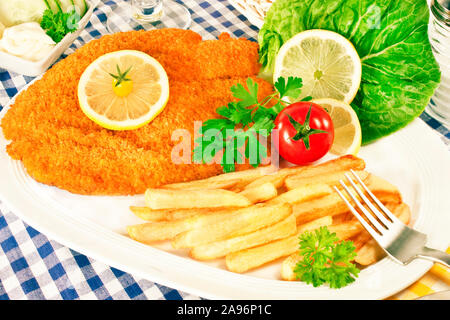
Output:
[[258, 0, 441, 144]]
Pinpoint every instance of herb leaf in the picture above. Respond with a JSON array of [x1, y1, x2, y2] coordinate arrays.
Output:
[[109, 65, 133, 87], [193, 76, 303, 172], [230, 78, 259, 108], [294, 226, 360, 289], [40, 6, 80, 43], [274, 76, 303, 100]]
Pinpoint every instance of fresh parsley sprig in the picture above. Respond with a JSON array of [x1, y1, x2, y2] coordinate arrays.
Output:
[[294, 226, 360, 289], [193, 76, 309, 172], [41, 0, 81, 43]]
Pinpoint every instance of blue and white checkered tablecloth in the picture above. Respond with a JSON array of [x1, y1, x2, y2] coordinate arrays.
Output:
[[0, 0, 449, 300]]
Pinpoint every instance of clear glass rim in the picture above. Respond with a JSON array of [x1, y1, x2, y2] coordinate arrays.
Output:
[[431, 0, 450, 26]]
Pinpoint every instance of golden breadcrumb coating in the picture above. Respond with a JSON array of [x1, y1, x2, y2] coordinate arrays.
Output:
[[1, 29, 274, 195]]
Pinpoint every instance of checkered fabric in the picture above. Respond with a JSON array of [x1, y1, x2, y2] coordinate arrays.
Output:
[[0, 0, 449, 300], [391, 250, 450, 300]]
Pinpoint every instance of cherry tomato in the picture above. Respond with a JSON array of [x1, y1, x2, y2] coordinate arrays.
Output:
[[274, 101, 334, 165]]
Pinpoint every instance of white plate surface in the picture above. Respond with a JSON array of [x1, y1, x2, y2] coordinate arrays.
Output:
[[0, 83, 449, 299]]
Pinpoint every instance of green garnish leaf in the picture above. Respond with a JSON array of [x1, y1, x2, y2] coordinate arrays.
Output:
[[294, 226, 360, 289], [230, 78, 259, 108], [193, 76, 303, 172], [201, 118, 235, 133], [40, 5, 80, 43], [109, 65, 132, 87], [274, 76, 303, 100]]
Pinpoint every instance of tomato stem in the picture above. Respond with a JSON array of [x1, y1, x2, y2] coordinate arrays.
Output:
[[287, 105, 328, 149]]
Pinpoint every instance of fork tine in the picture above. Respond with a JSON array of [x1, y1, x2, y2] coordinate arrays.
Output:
[[338, 180, 386, 234], [349, 169, 398, 222], [333, 186, 382, 241], [345, 172, 392, 228]]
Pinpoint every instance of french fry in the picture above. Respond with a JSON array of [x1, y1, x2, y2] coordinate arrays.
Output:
[[164, 165, 278, 191], [130, 206, 230, 222], [284, 170, 370, 191], [268, 183, 332, 205], [355, 202, 411, 265], [162, 178, 241, 190], [190, 214, 297, 260], [130, 206, 167, 222], [293, 194, 349, 225], [127, 155, 409, 279], [172, 203, 292, 249], [242, 173, 289, 190], [331, 212, 353, 225], [127, 209, 235, 243], [351, 230, 372, 251], [294, 174, 402, 225], [363, 174, 402, 203], [299, 154, 365, 177], [128, 220, 191, 243], [244, 155, 365, 190], [145, 188, 251, 209], [281, 252, 302, 281], [128, 201, 291, 244], [239, 182, 277, 203], [354, 240, 385, 267], [328, 219, 364, 240], [225, 216, 332, 273]]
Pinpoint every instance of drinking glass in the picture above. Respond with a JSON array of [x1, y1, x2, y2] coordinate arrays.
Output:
[[106, 0, 191, 33], [427, 0, 450, 128]]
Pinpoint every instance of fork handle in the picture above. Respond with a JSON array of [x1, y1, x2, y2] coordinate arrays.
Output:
[[417, 246, 450, 267]]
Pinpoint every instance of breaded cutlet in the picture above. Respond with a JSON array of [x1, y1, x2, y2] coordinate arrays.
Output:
[[1, 29, 274, 195]]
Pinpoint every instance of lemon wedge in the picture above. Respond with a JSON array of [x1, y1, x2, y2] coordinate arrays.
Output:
[[273, 29, 362, 104], [78, 50, 169, 130], [0, 21, 4, 37], [313, 98, 361, 155]]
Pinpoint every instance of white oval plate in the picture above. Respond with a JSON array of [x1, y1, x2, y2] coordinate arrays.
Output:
[[0, 84, 449, 299]]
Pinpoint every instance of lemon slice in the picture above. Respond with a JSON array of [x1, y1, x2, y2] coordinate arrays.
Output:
[[78, 50, 169, 130], [313, 98, 361, 155], [273, 29, 362, 104]]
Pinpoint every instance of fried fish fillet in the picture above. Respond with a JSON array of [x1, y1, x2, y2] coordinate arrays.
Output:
[[1, 29, 274, 195]]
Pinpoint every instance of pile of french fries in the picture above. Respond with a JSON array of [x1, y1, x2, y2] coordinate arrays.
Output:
[[127, 155, 411, 281]]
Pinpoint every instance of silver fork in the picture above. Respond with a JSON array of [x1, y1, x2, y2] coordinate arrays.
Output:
[[334, 169, 450, 267]]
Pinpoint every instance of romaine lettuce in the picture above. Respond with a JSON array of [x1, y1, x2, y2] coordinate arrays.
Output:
[[258, 0, 441, 144]]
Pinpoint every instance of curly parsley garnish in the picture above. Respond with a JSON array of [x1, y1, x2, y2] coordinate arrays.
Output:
[[193, 76, 309, 172], [41, 0, 81, 43], [294, 226, 360, 289]]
